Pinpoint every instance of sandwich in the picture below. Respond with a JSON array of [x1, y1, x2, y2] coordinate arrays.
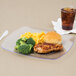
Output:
[[34, 31, 63, 53]]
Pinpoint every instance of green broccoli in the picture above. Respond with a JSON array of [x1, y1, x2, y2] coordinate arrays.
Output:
[[21, 37, 27, 41], [20, 41, 26, 45], [15, 37, 35, 55], [17, 44, 33, 54], [15, 45, 20, 50], [16, 37, 27, 45], [15, 38, 26, 51], [16, 38, 23, 45], [26, 38, 35, 46], [28, 44, 33, 50]]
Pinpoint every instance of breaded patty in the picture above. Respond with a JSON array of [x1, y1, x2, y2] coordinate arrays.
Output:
[[34, 43, 63, 53]]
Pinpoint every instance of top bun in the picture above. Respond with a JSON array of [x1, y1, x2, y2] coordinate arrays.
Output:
[[44, 31, 62, 44]]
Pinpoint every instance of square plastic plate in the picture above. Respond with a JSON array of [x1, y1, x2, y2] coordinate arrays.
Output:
[[1, 27, 74, 60]]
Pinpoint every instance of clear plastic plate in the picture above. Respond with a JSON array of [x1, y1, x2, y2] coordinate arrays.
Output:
[[1, 27, 75, 60]]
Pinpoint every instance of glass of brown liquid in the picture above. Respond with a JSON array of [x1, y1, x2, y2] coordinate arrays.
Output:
[[61, 8, 76, 30]]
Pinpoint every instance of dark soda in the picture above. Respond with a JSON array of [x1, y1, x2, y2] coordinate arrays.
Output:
[[61, 8, 76, 30]]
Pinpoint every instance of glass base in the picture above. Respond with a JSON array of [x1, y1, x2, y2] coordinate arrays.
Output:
[[62, 26, 73, 30]]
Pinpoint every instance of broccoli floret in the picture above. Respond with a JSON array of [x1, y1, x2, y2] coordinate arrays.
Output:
[[26, 38, 35, 46], [16, 37, 27, 45], [20, 41, 26, 45], [21, 37, 27, 41], [16, 38, 23, 45], [15, 45, 20, 50], [17, 44, 33, 54], [28, 44, 33, 50], [15, 37, 35, 55], [28, 44, 33, 53]]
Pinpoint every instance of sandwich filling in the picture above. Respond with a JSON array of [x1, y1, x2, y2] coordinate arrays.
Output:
[[34, 43, 63, 53]]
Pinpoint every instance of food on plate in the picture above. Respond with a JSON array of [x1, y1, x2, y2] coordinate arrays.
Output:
[[15, 31, 63, 55], [44, 31, 62, 44], [34, 31, 63, 53], [20, 32, 45, 44], [15, 37, 35, 54], [26, 38, 35, 46]]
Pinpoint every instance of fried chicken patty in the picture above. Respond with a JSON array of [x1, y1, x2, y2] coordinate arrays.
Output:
[[34, 43, 63, 53]]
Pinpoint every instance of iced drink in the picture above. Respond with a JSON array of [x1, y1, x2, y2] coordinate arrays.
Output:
[[61, 8, 76, 30]]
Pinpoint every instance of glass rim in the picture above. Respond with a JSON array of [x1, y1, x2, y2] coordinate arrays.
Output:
[[61, 8, 76, 13]]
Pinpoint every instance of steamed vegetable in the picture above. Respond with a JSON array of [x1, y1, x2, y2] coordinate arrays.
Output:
[[20, 41, 26, 45], [26, 38, 35, 46], [16, 38, 23, 45], [15, 45, 20, 50], [17, 44, 33, 54], [15, 37, 35, 54], [21, 37, 27, 41], [16, 37, 27, 45]]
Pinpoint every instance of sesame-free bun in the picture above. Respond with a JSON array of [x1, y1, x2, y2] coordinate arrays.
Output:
[[44, 31, 62, 44]]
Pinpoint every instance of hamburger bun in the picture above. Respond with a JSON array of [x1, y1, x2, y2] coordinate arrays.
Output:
[[44, 31, 62, 44]]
